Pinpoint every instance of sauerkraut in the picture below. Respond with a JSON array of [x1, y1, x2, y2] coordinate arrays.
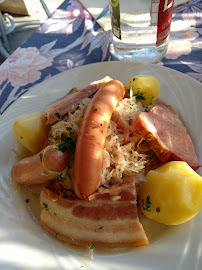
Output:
[[49, 95, 150, 187]]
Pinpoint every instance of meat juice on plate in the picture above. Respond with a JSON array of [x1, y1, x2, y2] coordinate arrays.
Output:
[[109, 0, 174, 63]]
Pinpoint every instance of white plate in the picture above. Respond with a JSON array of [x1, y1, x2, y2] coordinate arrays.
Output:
[[0, 61, 201, 270]]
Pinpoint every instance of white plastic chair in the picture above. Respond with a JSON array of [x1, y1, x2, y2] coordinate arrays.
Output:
[[0, 0, 51, 59]]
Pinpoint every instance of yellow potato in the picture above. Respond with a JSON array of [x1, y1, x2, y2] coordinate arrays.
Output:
[[125, 75, 161, 107], [139, 161, 202, 225], [13, 112, 49, 154]]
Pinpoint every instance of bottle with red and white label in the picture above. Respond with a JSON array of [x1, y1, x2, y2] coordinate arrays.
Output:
[[109, 0, 174, 63]]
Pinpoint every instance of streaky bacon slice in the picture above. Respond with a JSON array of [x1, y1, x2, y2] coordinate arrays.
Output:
[[134, 103, 201, 171], [40, 178, 149, 248], [41, 76, 112, 125]]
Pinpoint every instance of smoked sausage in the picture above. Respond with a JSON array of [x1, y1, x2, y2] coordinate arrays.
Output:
[[73, 80, 125, 199]]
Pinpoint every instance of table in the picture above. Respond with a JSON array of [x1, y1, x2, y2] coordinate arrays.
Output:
[[0, 0, 201, 114]]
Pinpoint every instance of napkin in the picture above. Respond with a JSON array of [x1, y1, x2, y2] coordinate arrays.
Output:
[[78, 0, 111, 31], [79, 0, 191, 32]]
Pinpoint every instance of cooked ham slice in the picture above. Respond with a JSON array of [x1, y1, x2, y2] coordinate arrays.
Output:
[[41, 76, 112, 125], [134, 103, 200, 171], [40, 178, 148, 248]]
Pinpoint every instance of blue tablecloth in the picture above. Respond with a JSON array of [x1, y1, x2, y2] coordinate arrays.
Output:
[[0, 0, 201, 113]]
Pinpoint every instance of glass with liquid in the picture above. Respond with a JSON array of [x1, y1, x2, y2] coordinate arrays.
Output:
[[109, 0, 174, 63]]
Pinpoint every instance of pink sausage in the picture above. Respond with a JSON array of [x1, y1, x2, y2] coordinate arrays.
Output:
[[73, 80, 125, 199], [11, 145, 68, 185]]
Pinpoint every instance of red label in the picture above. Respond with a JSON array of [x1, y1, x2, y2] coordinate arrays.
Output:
[[156, 0, 174, 45]]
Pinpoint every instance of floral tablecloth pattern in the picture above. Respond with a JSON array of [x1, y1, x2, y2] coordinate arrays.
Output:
[[0, 0, 201, 114]]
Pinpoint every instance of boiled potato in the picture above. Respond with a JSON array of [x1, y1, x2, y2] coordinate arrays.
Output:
[[139, 161, 202, 225], [13, 112, 49, 154], [125, 75, 161, 107]]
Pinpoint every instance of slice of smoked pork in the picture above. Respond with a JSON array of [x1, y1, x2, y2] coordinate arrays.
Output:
[[41, 76, 112, 125], [40, 178, 148, 248], [134, 103, 200, 171]]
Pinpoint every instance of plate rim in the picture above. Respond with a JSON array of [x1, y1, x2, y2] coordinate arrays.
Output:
[[0, 61, 201, 121]]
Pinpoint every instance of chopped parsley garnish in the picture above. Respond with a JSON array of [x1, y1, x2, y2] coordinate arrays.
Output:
[[66, 126, 72, 131], [39, 153, 43, 162], [99, 225, 103, 230], [56, 232, 58, 236], [89, 241, 95, 249], [43, 203, 48, 209], [58, 133, 77, 152], [126, 89, 130, 96], [156, 206, 160, 213], [134, 90, 146, 100], [52, 135, 58, 141], [57, 172, 65, 180], [144, 106, 149, 112], [142, 196, 151, 212], [93, 105, 98, 111], [25, 199, 29, 203], [55, 112, 61, 119], [62, 192, 67, 198]]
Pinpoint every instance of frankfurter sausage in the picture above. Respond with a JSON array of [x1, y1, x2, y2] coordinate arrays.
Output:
[[11, 145, 68, 185], [73, 80, 125, 199]]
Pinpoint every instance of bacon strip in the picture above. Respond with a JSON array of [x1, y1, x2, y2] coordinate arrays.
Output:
[[41, 76, 112, 125], [134, 104, 201, 171], [40, 178, 148, 248]]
